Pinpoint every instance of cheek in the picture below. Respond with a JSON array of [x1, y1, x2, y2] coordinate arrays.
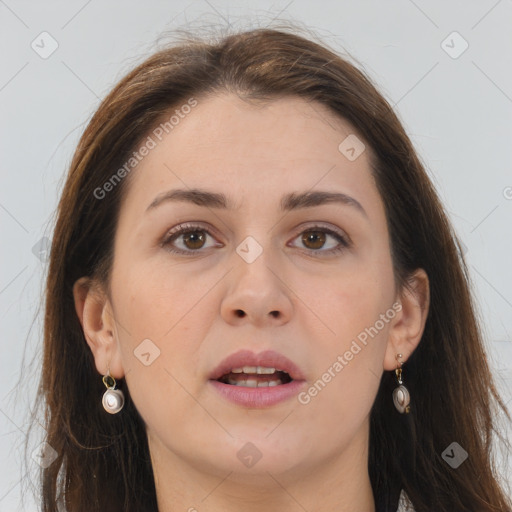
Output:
[[292, 323, 388, 463], [295, 288, 392, 443], [296, 256, 394, 344], [292, 257, 394, 411], [114, 257, 220, 342], [111, 264, 210, 412]]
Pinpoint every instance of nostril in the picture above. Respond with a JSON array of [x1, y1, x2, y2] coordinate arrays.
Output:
[[270, 311, 279, 318], [235, 310, 245, 318]]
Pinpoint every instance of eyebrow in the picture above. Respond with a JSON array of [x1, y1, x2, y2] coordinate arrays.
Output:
[[146, 188, 368, 218]]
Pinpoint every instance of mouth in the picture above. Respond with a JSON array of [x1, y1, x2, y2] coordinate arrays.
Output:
[[216, 366, 294, 387], [209, 349, 305, 385], [208, 349, 306, 407]]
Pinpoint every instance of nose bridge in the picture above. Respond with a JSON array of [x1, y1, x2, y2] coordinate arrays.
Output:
[[220, 233, 293, 326], [233, 234, 281, 298]]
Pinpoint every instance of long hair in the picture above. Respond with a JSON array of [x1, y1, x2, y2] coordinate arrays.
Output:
[[30, 25, 512, 511]]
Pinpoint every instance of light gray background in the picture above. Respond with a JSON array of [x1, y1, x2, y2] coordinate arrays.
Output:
[[1, 1, 511, 509]]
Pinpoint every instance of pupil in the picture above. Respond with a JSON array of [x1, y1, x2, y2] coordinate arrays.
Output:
[[184, 232, 205, 249], [303, 231, 325, 249]]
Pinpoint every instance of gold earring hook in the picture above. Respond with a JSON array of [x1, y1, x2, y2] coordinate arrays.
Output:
[[395, 353, 404, 384], [102, 362, 116, 389]]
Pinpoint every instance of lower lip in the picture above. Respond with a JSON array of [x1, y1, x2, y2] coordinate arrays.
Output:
[[209, 379, 306, 408]]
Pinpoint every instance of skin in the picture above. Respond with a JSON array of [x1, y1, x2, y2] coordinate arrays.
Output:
[[74, 94, 429, 512]]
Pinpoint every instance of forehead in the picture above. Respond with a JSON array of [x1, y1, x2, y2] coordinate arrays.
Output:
[[118, 93, 379, 216]]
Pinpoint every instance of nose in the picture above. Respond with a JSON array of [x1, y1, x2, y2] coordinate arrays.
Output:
[[220, 248, 293, 328]]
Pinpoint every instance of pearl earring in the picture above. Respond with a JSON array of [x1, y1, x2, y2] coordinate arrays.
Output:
[[102, 368, 125, 414], [392, 353, 411, 414]]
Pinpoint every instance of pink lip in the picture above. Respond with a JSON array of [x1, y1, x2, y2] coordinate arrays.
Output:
[[208, 349, 307, 408], [209, 379, 306, 408], [208, 349, 306, 381]]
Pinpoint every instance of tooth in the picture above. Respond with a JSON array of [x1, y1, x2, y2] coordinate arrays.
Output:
[[225, 377, 284, 387], [256, 366, 276, 374], [231, 368, 243, 373], [242, 366, 257, 373]]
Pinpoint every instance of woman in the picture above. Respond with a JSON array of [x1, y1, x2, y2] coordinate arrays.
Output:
[[32, 26, 511, 511]]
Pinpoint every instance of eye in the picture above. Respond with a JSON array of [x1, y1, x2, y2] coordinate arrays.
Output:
[[288, 225, 350, 256], [160, 223, 222, 255], [160, 223, 350, 257]]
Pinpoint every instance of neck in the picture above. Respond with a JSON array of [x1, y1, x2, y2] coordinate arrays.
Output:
[[148, 420, 375, 512]]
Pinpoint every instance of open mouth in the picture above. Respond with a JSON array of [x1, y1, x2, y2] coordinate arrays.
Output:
[[216, 366, 293, 387]]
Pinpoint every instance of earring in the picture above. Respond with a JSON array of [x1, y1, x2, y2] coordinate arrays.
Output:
[[102, 367, 125, 414], [392, 353, 411, 414]]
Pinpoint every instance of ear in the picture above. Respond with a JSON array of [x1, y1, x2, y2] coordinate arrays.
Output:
[[383, 268, 430, 371], [73, 276, 125, 379]]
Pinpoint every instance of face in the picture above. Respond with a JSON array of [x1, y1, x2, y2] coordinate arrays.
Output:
[[98, 94, 402, 482]]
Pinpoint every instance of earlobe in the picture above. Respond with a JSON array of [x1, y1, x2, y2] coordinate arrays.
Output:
[[383, 268, 430, 371], [72, 277, 124, 379]]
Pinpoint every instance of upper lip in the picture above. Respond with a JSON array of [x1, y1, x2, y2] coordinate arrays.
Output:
[[209, 349, 306, 381]]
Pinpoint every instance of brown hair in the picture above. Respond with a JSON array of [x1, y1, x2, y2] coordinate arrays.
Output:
[[28, 25, 511, 511]]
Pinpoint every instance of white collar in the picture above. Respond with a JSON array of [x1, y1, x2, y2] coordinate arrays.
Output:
[[396, 489, 415, 511]]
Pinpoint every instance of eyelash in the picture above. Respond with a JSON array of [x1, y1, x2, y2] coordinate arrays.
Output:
[[160, 223, 350, 257]]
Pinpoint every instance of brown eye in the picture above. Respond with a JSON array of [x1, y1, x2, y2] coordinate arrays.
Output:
[[301, 230, 327, 250], [161, 224, 221, 255], [181, 231, 207, 250], [289, 225, 349, 257]]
